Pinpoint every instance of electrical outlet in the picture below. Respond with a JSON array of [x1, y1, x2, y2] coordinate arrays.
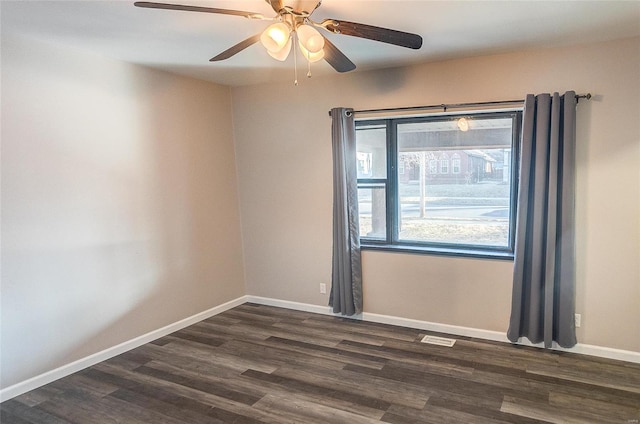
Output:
[[320, 283, 327, 294], [575, 313, 581, 328]]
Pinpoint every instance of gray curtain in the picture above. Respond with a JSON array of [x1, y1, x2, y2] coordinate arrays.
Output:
[[508, 92, 577, 348], [329, 107, 363, 316]]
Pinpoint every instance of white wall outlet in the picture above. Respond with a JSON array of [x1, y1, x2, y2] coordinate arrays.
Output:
[[575, 313, 581, 328], [320, 283, 327, 294]]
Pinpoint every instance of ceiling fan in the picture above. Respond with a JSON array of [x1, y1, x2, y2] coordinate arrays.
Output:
[[134, 0, 423, 74]]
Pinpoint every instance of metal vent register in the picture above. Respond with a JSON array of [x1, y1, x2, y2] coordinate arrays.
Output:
[[420, 335, 456, 347]]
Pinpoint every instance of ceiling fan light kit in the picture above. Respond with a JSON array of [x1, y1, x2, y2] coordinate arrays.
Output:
[[267, 37, 292, 61], [261, 22, 291, 53], [299, 42, 325, 63], [296, 23, 324, 54], [134, 0, 423, 83], [260, 19, 325, 66]]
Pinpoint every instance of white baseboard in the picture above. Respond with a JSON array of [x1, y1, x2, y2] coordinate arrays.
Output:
[[4, 294, 638, 402], [246, 296, 640, 364], [246, 295, 335, 316], [0, 295, 249, 402]]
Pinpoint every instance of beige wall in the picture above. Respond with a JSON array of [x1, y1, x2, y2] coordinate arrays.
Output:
[[2, 30, 638, 393], [231, 37, 640, 353], [1, 34, 246, 388]]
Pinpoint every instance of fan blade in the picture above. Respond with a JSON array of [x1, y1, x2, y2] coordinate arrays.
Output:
[[266, 0, 284, 13], [291, 1, 322, 15], [322, 37, 356, 73], [319, 19, 422, 49], [134, 2, 265, 19], [210, 34, 261, 62], [266, 0, 320, 15]]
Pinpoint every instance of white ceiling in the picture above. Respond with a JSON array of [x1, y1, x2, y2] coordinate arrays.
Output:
[[2, 0, 639, 87]]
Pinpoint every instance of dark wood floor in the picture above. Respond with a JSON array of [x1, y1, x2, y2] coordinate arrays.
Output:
[[2, 303, 639, 424]]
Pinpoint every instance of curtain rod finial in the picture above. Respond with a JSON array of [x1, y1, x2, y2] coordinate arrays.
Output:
[[576, 93, 592, 102]]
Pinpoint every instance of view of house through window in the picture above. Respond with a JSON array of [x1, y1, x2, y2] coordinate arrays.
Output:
[[356, 111, 521, 256], [356, 124, 387, 239]]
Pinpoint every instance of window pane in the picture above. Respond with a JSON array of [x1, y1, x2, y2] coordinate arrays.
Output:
[[397, 116, 513, 247], [356, 125, 387, 179], [358, 185, 386, 240]]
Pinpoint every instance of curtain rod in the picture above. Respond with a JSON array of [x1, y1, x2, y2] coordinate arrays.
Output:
[[328, 93, 591, 117]]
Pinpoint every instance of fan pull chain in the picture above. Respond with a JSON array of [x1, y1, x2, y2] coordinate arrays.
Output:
[[307, 51, 312, 78], [293, 32, 298, 86]]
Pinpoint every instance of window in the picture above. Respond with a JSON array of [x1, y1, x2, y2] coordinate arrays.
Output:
[[357, 152, 373, 177], [356, 110, 522, 259], [429, 158, 438, 174], [452, 154, 461, 174], [439, 154, 449, 174], [355, 124, 387, 240]]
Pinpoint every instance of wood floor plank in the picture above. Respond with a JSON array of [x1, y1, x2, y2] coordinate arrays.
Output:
[[202, 313, 242, 325], [46, 373, 120, 399], [91, 362, 284, 423], [453, 338, 562, 367], [243, 368, 392, 411], [500, 395, 616, 424], [190, 319, 273, 342], [222, 307, 286, 323], [557, 350, 640, 372], [271, 320, 389, 346], [1, 409, 35, 424], [548, 391, 640, 423], [11, 385, 65, 407], [382, 338, 537, 371], [344, 361, 549, 405], [426, 396, 550, 424], [0, 399, 73, 424], [235, 370, 387, 419], [302, 313, 422, 340], [166, 329, 227, 348], [107, 387, 226, 424], [3, 303, 639, 424], [206, 407, 268, 424], [384, 403, 512, 424], [236, 303, 319, 321], [266, 362, 430, 409], [139, 358, 268, 401], [215, 338, 347, 371], [223, 321, 341, 347], [533, 378, 640, 409], [134, 363, 263, 406], [253, 393, 382, 424], [264, 335, 388, 369], [526, 361, 640, 394], [339, 338, 481, 371], [336, 339, 476, 378], [104, 350, 154, 369], [35, 388, 152, 424], [153, 337, 280, 374]]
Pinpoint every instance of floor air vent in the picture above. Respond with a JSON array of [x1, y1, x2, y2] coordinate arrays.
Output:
[[421, 335, 456, 347]]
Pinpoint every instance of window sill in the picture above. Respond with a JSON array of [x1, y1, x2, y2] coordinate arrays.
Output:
[[360, 242, 514, 261]]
